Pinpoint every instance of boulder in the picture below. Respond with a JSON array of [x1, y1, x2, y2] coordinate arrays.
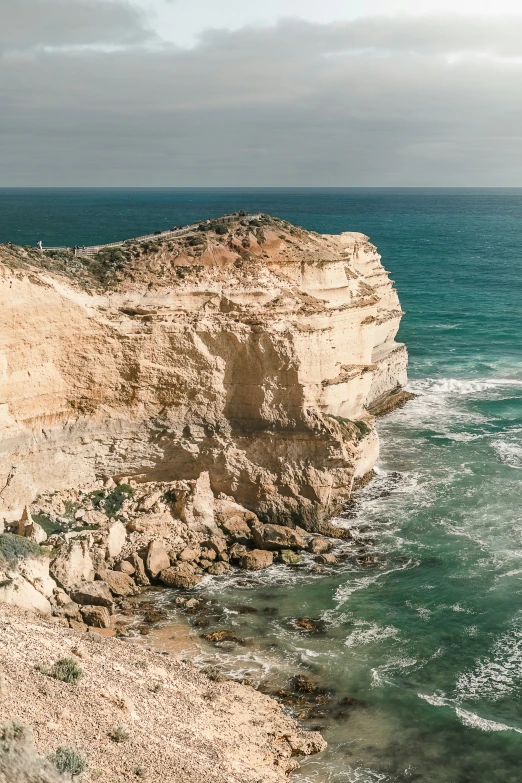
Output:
[[228, 543, 248, 562], [173, 472, 218, 534], [51, 597, 80, 619], [308, 537, 333, 555], [89, 544, 107, 571], [83, 509, 107, 528], [199, 547, 216, 562], [81, 605, 111, 628], [201, 535, 227, 555], [115, 559, 135, 575], [158, 563, 202, 589], [17, 507, 47, 544], [207, 562, 232, 576], [146, 539, 170, 578], [69, 580, 113, 608], [279, 550, 302, 565], [252, 524, 306, 552], [18, 557, 56, 598], [127, 512, 172, 536], [130, 553, 150, 586], [315, 553, 337, 565], [106, 520, 126, 560], [50, 539, 94, 589], [215, 498, 257, 543], [137, 490, 163, 512], [0, 575, 52, 614], [178, 547, 201, 563], [96, 569, 137, 597], [218, 515, 252, 544], [238, 550, 274, 570]]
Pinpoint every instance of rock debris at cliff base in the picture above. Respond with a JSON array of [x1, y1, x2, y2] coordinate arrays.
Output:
[[0, 213, 409, 531]]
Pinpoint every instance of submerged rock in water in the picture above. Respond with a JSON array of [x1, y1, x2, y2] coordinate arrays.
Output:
[[291, 618, 327, 634], [201, 629, 246, 646]]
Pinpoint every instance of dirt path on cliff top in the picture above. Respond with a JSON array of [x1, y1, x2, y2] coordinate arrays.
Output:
[[0, 607, 325, 783]]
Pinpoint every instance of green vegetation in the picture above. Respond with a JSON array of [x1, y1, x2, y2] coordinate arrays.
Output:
[[1, 721, 25, 747], [326, 415, 372, 441], [89, 484, 134, 519], [50, 747, 87, 778], [202, 665, 224, 683], [32, 513, 66, 537], [0, 534, 45, 566], [353, 420, 372, 439], [94, 247, 129, 268], [38, 657, 83, 684], [109, 725, 130, 743]]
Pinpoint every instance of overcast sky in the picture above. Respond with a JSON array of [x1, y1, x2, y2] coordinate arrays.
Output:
[[2, 0, 522, 186]]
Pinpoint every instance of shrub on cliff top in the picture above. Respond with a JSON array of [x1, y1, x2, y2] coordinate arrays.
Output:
[[0, 534, 45, 566]]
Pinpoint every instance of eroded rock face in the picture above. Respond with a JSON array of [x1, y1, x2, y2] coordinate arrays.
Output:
[[0, 216, 408, 531]]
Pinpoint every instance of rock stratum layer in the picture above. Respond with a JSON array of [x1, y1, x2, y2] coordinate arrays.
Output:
[[0, 214, 407, 531]]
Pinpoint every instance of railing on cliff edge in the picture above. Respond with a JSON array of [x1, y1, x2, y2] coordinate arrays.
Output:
[[41, 213, 263, 258]]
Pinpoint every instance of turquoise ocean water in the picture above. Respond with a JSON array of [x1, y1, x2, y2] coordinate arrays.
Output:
[[2, 189, 522, 781]]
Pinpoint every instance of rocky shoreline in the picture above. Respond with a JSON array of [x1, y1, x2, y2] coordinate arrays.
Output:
[[0, 471, 376, 630]]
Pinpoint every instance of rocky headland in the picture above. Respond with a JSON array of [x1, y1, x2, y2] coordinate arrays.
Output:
[[0, 213, 410, 779]]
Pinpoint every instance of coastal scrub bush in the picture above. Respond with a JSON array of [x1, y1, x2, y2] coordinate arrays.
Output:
[[38, 657, 83, 684], [95, 247, 128, 268], [353, 420, 371, 440], [202, 666, 224, 683], [1, 721, 24, 746], [89, 484, 133, 518], [0, 534, 45, 566], [32, 513, 65, 537], [104, 485, 133, 518], [109, 725, 130, 743], [50, 747, 87, 778]]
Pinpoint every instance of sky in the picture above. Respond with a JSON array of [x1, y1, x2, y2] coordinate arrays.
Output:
[[1, 0, 522, 186]]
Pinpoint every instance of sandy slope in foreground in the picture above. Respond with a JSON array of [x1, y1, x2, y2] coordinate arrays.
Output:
[[0, 606, 325, 782]]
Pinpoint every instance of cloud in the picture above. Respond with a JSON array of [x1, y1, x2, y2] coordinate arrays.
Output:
[[0, 0, 153, 52], [1, 13, 522, 184]]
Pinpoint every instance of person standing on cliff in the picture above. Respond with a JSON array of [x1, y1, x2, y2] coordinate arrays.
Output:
[[37, 240, 43, 252]]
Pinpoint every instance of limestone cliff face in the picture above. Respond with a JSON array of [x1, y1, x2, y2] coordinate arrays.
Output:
[[0, 215, 407, 531]]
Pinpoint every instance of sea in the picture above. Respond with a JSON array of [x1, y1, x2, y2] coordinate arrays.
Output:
[[2, 188, 522, 782]]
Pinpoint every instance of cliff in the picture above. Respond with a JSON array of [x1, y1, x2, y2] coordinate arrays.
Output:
[[0, 214, 407, 532]]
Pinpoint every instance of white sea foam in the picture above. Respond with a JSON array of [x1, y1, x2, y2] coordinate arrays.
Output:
[[455, 707, 522, 734], [371, 656, 418, 686], [412, 377, 522, 396], [334, 559, 416, 605], [456, 620, 522, 701], [345, 623, 398, 648], [417, 693, 522, 734], [492, 438, 522, 469], [417, 692, 450, 707]]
